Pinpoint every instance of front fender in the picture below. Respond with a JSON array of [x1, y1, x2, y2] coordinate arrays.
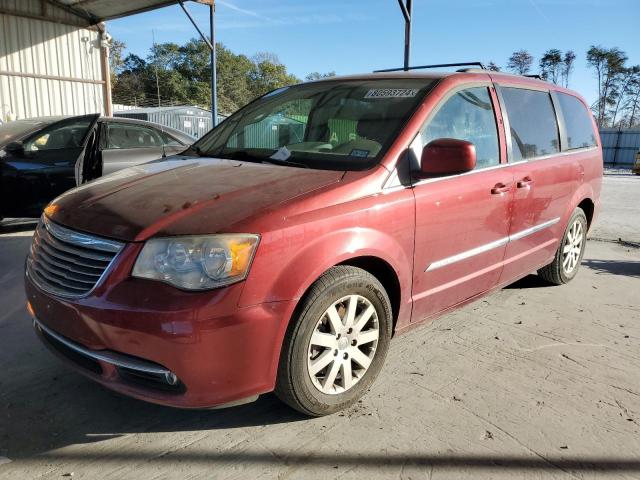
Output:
[[240, 226, 413, 309], [238, 223, 415, 388]]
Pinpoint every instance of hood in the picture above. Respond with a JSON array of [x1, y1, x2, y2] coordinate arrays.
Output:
[[48, 156, 344, 241]]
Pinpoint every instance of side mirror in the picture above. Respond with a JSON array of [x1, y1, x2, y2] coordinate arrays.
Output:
[[4, 141, 25, 156], [420, 138, 476, 176]]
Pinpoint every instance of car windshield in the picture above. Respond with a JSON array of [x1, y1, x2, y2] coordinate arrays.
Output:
[[193, 79, 435, 170], [0, 119, 48, 147]]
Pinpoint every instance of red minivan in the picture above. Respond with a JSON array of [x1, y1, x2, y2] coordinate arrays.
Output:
[[25, 69, 602, 416]]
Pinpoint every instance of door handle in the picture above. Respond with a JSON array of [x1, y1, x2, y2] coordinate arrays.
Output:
[[517, 177, 533, 188], [491, 183, 511, 194]]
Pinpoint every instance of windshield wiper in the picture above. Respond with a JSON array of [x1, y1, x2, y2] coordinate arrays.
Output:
[[262, 157, 308, 169], [217, 150, 264, 163], [219, 150, 308, 168]]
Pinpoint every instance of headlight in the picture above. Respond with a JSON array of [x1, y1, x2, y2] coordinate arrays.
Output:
[[132, 234, 259, 290]]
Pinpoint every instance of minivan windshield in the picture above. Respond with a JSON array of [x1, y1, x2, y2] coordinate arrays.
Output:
[[192, 79, 435, 170]]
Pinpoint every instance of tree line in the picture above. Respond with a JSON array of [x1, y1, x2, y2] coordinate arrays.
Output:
[[110, 39, 334, 115], [491, 47, 639, 128], [111, 39, 638, 128]]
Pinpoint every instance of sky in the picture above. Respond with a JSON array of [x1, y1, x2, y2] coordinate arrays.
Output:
[[107, 0, 640, 106]]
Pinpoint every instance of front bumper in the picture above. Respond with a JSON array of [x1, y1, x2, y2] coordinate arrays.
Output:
[[25, 273, 296, 409]]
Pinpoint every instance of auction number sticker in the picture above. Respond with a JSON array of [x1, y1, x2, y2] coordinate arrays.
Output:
[[365, 88, 419, 99]]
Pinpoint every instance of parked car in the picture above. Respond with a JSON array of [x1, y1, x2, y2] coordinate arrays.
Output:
[[25, 69, 602, 416], [0, 115, 193, 221]]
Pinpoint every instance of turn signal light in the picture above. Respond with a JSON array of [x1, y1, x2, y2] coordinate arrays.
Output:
[[43, 203, 59, 218]]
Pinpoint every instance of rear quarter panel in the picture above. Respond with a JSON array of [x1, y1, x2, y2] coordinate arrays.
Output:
[[555, 89, 603, 232]]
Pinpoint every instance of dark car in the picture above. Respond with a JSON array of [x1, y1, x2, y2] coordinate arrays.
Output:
[[0, 114, 193, 221]]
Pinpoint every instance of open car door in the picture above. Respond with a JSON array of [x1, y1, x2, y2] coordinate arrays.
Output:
[[1, 114, 99, 218], [73, 114, 100, 186]]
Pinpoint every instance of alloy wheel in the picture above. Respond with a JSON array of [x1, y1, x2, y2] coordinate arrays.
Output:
[[307, 295, 379, 395], [562, 219, 584, 274]]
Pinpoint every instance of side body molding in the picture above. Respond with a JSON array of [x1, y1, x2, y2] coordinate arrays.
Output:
[[426, 217, 560, 272]]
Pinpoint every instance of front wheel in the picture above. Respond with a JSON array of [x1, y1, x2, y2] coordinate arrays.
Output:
[[275, 266, 392, 416], [538, 207, 588, 285]]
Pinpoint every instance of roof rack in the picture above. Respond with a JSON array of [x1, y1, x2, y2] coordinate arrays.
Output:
[[524, 74, 543, 80], [374, 62, 486, 73]]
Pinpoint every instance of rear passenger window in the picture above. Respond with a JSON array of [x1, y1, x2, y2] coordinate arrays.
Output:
[[159, 131, 185, 147], [106, 124, 163, 149], [557, 93, 597, 150], [422, 87, 499, 169], [501, 88, 559, 160]]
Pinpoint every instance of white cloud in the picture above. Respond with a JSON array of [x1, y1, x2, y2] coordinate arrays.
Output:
[[215, 1, 371, 30], [216, 0, 274, 21]]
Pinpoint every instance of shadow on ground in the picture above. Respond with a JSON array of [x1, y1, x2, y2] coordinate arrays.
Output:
[[1, 364, 306, 459], [0, 229, 307, 460], [29, 450, 640, 473], [1, 231, 638, 473], [583, 258, 640, 278], [504, 274, 553, 289]]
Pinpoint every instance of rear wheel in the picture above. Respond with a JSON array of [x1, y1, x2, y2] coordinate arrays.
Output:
[[538, 208, 587, 285], [275, 266, 392, 416]]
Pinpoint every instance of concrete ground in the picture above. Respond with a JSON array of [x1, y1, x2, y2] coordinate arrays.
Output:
[[591, 173, 640, 244], [0, 175, 638, 479]]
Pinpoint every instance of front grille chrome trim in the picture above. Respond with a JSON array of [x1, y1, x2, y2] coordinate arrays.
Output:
[[43, 216, 123, 252], [26, 216, 125, 299], [38, 224, 117, 262], [33, 318, 171, 376]]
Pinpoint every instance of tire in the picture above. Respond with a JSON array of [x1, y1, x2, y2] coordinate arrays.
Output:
[[275, 266, 392, 416], [538, 207, 588, 285]]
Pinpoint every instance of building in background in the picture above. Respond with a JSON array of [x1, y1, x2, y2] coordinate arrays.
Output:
[[600, 128, 640, 169], [114, 105, 225, 138], [0, 0, 112, 122]]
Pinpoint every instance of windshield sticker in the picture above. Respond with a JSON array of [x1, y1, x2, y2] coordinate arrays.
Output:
[[349, 149, 370, 158], [270, 146, 292, 161], [364, 88, 419, 99]]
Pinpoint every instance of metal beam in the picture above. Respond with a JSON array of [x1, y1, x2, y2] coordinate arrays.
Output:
[[177, 0, 217, 125], [177, 1, 214, 50], [209, 2, 217, 126], [100, 41, 113, 116], [0, 7, 96, 29], [0, 70, 105, 85], [66, 0, 180, 23], [44, 0, 96, 24], [396, 0, 410, 22], [402, 0, 413, 71]]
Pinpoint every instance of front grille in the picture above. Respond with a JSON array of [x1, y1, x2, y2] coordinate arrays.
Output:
[[27, 217, 124, 298]]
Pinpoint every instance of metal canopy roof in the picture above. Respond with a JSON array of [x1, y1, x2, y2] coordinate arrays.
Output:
[[50, 0, 211, 24]]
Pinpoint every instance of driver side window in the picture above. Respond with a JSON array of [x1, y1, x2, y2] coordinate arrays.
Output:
[[25, 118, 92, 152], [421, 87, 499, 170]]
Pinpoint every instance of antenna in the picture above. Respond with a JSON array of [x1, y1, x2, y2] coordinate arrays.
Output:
[[160, 130, 167, 158]]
